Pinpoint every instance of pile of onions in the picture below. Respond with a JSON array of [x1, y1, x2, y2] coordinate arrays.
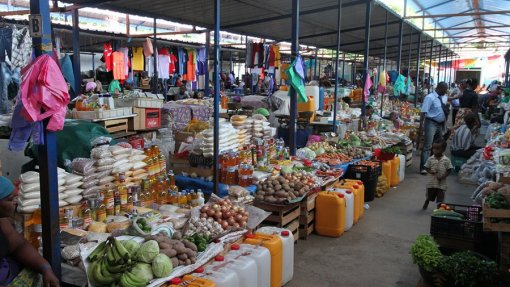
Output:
[[199, 199, 249, 229]]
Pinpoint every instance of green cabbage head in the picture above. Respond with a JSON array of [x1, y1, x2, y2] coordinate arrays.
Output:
[[136, 240, 160, 263], [152, 253, 173, 278], [130, 262, 154, 283]]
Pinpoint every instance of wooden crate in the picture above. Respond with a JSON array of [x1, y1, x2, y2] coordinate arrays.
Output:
[[99, 118, 128, 134], [299, 193, 317, 240], [483, 192, 510, 232], [254, 201, 300, 242]]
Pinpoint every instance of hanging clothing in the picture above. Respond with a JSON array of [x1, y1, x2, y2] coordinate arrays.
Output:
[[108, 80, 122, 94], [0, 27, 12, 63], [273, 45, 281, 69], [120, 47, 130, 78], [178, 48, 185, 75], [9, 26, 32, 69], [132, 47, 144, 71], [196, 48, 206, 76], [145, 56, 154, 77], [263, 44, 271, 69], [0, 63, 20, 114], [246, 41, 253, 68], [252, 43, 260, 69], [103, 43, 113, 72], [169, 53, 177, 75], [143, 38, 153, 57], [184, 48, 196, 81], [286, 55, 307, 103], [393, 74, 406, 96], [157, 54, 170, 79], [269, 45, 276, 67], [112, 51, 126, 80], [363, 72, 373, 102], [59, 55, 75, 94]]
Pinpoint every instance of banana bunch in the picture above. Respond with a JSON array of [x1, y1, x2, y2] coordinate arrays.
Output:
[[87, 237, 141, 287]]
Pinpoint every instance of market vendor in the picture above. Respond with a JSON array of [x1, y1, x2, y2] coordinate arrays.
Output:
[[451, 113, 482, 159], [0, 177, 60, 287], [365, 105, 381, 121]]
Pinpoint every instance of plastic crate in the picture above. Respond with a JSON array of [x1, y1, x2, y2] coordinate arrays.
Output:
[[346, 161, 382, 181], [430, 203, 483, 243]]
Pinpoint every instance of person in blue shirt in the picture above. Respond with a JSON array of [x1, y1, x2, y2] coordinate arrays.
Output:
[[418, 82, 449, 174]]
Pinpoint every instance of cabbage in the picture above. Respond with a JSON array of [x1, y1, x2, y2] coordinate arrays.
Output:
[[152, 254, 173, 278], [130, 262, 153, 283], [314, 147, 325, 155], [136, 240, 160, 263], [122, 240, 140, 256], [296, 148, 316, 160]]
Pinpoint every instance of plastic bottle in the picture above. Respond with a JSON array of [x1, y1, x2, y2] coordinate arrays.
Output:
[[223, 244, 258, 287], [382, 160, 392, 187], [315, 192, 345, 237], [96, 197, 107, 223], [124, 187, 134, 213], [398, 154, 406, 182], [196, 191, 205, 206], [244, 233, 282, 287], [82, 201, 92, 229], [103, 185, 114, 216], [256, 227, 294, 285]]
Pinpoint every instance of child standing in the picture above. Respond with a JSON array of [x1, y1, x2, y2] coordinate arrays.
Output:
[[422, 139, 453, 210]]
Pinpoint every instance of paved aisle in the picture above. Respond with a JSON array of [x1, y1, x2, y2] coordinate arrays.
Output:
[[286, 156, 475, 287]]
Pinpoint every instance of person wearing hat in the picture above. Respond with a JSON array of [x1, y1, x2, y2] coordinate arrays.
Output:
[[0, 176, 60, 287], [0, 176, 17, 218]]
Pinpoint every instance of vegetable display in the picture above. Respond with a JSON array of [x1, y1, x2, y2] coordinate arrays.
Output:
[[410, 235, 443, 272], [255, 172, 316, 203], [185, 217, 224, 239], [199, 199, 249, 230], [486, 192, 509, 209], [376, 175, 389, 198], [307, 142, 337, 153], [432, 204, 465, 221], [314, 153, 352, 165], [440, 251, 498, 287], [86, 236, 173, 287], [184, 233, 211, 252], [145, 233, 198, 268]]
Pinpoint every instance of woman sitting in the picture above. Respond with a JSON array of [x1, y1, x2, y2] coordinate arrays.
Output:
[[451, 113, 482, 159]]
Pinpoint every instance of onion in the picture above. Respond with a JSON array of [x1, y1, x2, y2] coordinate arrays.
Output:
[[212, 204, 220, 210], [206, 209, 215, 217], [232, 206, 239, 212], [202, 206, 210, 212], [221, 221, 229, 229], [200, 212, 207, 218], [239, 220, 247, 227], [227, 217, 236, 225], [233, 223, 240, 228], [223, 211, 232, 219], [235, 214, 243, 222], [215, 211, 223, 219], [220, 205, 227, 212], [242, 215, 249, 222]]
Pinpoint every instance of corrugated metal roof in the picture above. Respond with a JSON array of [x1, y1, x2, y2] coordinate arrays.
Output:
[[61, 0, 446, 62]]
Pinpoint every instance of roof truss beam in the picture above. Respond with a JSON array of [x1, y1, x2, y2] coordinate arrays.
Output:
[[405, 10, 510, 19]]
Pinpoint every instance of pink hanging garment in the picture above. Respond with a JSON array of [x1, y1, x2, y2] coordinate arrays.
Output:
[[363, 72, 373, 102], [19, 54, 70, 131]]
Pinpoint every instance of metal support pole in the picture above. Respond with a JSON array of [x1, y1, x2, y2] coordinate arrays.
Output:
[[449, 49, 454, 84], [437, 45, 442, 83], [205, 31, 211, 97], [333, 0, 343, 132], [92, 53, 96, 80], [379, 57, 384, 117], [353, 54, 357, 83], [362, 0, 372, 128], [341, 53, 346, 84], [383, 10, 388, 71], [407, 29, 413, 76], [230, 52, 233, 73], [72, 9, 80, 98], [396, 0, 406, 73], [30, 0, 61, 278], [505, 58, 510, 87], [152, 18, 159, 94], [414, 33, 422, 106], [444, 49, 448, 83], [314, 49, 318, 80], [428, 39, 433, 93], [213, 0, 221, 193], [289, 0, 300, 155], [220, 51, 223, 74]]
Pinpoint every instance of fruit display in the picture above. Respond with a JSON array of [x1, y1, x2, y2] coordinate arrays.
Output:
[[145, 233, 198, 268], [199, 199, 249, 230], [86, 236, 173, 287], [255, 172, 317, 204], [184, 217, 224, 239], [432, 205, 465, 220], [307, 141, 337, 153], [184, 233, 211, 252]]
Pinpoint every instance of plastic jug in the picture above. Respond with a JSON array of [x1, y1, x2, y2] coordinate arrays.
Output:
[[223, 245, 258, 287], [315, 192, 345, 237], [347, 185, 361, 224], [203, 256, 240, 287], [382, 160, 392, 187], [237, 244, 271, 287], [398, 154, 406, 182], [244, 233, 282, 287], [180, 275, 217, 287], [256, 227, 294, 285], [390, 156, 400, 187], [333, 189, 354, 231]]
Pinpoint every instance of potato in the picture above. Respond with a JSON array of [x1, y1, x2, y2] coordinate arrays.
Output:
[[274, 184, 282, 191], [161, 248, 177, 258], [190, 256, 196, 264], [255, 195, 264, 201], [185, 259, 192, 265], [185, 248, 196, 258], [171, 257, 179, 267], [179, 259, 185, 266], [159, 242, 171, 250], [289, 193, 297, 199], [264, 195, 277, 202], [283, 184, 290, 191], [173, 243, 186, 254], [178, 253, 188, 260], [278, 177, 286, 184], [267, 188, 275, 194], [183, 240, 197, 251], [275, 191, 287, 198], [172, 231, 182, 240]]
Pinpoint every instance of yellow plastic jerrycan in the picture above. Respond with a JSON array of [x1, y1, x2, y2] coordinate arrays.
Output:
[[390, 156, 400, 187], [315, 191, 346, 237], [382, 160, 392, 187], [181, 275, 217, 287], [244, 233, 283, 287], [335, 179, 365, 221]]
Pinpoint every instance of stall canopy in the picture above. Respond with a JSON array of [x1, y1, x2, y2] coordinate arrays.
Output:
[[61, 0, 452, 61]]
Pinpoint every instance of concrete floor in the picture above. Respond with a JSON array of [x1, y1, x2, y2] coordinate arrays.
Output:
[[286, 155, 476, 287]]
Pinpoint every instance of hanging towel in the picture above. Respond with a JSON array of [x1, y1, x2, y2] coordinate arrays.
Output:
[[404, 75, 411, 95], [393, 74, 406, 96], [286, 55, 308, 103], [379, 70, 387, 87], [59, 54, 75, 94]]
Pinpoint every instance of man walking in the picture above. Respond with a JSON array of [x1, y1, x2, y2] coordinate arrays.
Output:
[[419, 82, 449, 174]]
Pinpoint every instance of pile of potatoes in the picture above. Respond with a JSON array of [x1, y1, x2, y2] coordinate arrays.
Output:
[[339, 147, 368, 159], [146, 233, 198, 267], [255, 173, 316, 203]]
